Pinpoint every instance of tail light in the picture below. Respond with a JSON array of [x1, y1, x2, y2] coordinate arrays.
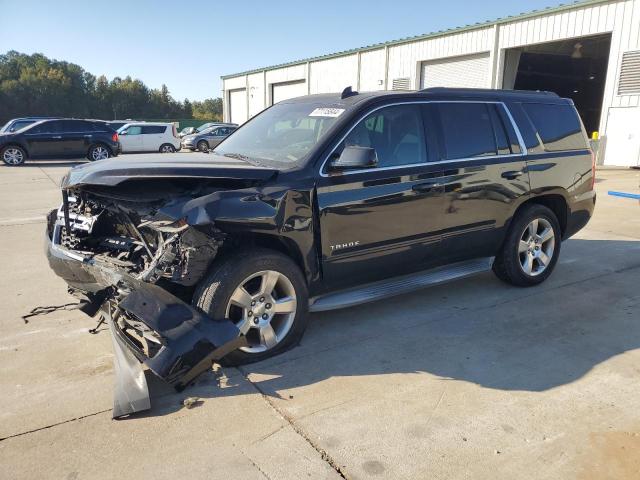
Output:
[[173, 125, 178, 138], [112, 132, 119, 142], [590, 149, 596, 190]]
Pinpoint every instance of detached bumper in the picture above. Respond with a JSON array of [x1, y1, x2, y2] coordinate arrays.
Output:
[[46, 233, 247, 417]]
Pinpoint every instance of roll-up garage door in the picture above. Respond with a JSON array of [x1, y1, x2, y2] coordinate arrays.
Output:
[[272, 80, 307, 104], [229, 88, 247, 125], [420, 53, 490, 89]]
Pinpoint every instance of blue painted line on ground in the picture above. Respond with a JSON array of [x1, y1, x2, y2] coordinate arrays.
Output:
[[608, 191, 640, 200]]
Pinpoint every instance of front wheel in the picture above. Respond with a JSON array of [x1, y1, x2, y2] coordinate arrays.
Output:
[[493, 204, 561, 286], [1, 146, 26, 166], [159, 143, 175, 153], [87, 144, 111, 161], [193, 249, 309, 366]]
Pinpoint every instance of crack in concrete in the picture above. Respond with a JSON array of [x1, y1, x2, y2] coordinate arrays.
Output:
[[0, 409, 111, 442], [240, 450, 273, 480], [239, 367, 349, 479]]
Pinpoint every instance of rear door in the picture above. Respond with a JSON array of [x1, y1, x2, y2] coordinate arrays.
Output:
[[208, 127, 230, 148], [58, 120, 91, 156], [317, 103, 445, 290], [141, 125, 167, 151], [432, 101, 529, 263]]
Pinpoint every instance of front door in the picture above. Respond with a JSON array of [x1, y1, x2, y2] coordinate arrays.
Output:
[[317, 103, 444, 291], [23, 120, 65, 157], [119, 125, 144, 152], [432, 102, 530, 263]]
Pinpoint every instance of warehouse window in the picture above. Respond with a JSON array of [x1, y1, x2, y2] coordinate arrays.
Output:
[[523, 104, 586, 152], [437, 103, 499, 159], [342, 104, 427, 167]]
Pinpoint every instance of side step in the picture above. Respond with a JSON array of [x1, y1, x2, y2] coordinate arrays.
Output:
[[309, 257, 493, 312]]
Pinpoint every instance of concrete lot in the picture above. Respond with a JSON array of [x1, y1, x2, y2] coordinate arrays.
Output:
[[0, 160, 639, 479]]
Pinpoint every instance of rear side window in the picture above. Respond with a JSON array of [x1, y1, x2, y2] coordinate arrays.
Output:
[[437, 103, 502, 160], [141, 125, 167, 134], [523, 103, 586, 151]]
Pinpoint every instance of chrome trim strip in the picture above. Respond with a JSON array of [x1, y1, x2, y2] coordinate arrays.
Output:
[[319, 100, 528, 178]]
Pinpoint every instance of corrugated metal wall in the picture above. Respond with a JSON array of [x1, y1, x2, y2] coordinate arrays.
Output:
[[221, 0, 640, 165]]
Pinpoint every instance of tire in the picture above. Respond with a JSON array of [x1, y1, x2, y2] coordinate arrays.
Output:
[[159, 143, 175, 153], [493, 204, 561, 287], [197, 140, 209, 152], [1, 145, 26, 166], [193, 248, 309, 366], [87, 144, 111, 161]]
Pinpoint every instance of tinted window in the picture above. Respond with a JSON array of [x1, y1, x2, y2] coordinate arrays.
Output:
[[342, 104, 427, 168], [487, 105, 512, 155], [523, 103, 586, 151], [39, 120, 64, 133], [141, 125, 166, 134], [437, 103, 497, 160], [59, 120, 90, 132]]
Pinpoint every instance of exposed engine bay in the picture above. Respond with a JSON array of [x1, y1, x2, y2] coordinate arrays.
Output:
[[57, 190, 223, 288]]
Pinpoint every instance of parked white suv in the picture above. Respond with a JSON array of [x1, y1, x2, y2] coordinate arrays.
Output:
[[117, 123, 181, 153]]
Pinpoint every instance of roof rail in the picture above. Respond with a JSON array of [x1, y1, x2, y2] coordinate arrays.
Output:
[[420, 87, 559, 97]]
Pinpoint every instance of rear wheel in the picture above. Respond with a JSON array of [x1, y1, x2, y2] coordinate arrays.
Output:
[[1, 146, 26, 166], [197, 140, 209, 152], [193, 249, 309, 366], [159, 143, 175, 153], [493, 204, 561, 286], [88, 144, 111, 161]]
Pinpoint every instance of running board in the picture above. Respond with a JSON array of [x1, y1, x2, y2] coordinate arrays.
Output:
[[309, 257, 493, 313]]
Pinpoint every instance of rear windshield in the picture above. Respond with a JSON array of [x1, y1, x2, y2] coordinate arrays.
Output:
[[214, 102, 343, 167], [523, 103, 586, 152]]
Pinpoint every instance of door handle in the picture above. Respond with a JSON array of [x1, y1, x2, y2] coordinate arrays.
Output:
[[412, 182, 442, 193], [501, 170, 525, 180], [51, 136, 62, 139]]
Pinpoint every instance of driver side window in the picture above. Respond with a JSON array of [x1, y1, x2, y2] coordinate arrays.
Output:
[[125, 126, 142, 135], [342, 104, 427, 168]]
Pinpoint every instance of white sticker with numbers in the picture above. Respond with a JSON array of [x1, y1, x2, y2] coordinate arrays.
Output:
[[309, 107, 345, 118]]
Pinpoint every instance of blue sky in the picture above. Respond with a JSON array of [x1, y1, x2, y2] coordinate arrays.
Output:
[[1, 0, 564, 101]]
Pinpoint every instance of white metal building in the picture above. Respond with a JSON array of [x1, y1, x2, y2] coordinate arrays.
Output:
[[222, 0, 640, 166]]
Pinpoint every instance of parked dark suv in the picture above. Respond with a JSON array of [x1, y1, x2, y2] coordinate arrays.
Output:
[[45, 88, 595, 416], [0, 119, 119, 165]]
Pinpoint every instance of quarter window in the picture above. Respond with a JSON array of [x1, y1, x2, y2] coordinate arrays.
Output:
[[523, 103, 586, 152], [341, 104, 427, 168]]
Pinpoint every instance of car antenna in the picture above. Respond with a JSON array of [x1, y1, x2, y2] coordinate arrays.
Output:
[[341, 86, 358, 99]]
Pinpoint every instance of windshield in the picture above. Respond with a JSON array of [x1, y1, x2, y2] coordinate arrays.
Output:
[[196, 123, 214, 133], [3, 120, 36, 133], [214, 103, 343, 166]]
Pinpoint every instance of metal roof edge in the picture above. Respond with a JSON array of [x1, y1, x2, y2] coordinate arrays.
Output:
[[221, 0, 612, 81]]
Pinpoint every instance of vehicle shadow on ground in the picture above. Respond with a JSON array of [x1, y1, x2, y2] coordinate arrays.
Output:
[[136, 238, 640, 418], [18, 160, 86, 168]]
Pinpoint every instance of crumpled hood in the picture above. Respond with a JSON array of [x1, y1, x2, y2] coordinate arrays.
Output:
[[62, 152, 277, 188]]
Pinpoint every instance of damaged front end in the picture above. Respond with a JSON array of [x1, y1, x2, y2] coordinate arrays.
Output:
[[46, 184, 248, 417]]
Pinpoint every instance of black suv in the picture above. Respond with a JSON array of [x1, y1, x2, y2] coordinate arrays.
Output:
[[1, 119, 120, 165], [45, 88, 595, 416]]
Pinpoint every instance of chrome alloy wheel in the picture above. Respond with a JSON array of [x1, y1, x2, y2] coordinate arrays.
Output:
[[3, 148, 24, 165], [91, 145, 109, 160], [226, 270, 297, 353], [160, 144, 174, 153], [518, 218, 555, 276]]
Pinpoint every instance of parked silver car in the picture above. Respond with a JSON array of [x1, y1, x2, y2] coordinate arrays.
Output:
[[181, 123, 238, 151]]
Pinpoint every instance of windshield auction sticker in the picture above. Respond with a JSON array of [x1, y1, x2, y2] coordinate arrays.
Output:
[[309, 108, 345, 118]]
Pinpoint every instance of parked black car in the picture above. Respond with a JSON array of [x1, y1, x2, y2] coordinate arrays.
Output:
[[46, 88, 595, 416], [1, 119, 120, 165], [0, 117, 60, 133]]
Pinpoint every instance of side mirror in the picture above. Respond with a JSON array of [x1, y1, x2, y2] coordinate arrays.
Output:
[[330, 146, 378, 171]]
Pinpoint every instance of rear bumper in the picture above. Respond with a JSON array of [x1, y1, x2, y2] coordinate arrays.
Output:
[[565, 190, 597, 239], [45, 226, 246, 416]]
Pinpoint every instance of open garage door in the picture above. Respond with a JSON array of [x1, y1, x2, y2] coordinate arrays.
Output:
[[228, 88, 247, 125], [505, 34, 611, 137], [271, 80, 307, 104], [420, 53, 490, 89]]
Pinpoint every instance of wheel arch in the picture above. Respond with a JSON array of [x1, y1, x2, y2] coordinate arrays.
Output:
[[1, 142, 30, 158], [514, 194, 568, 237]]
